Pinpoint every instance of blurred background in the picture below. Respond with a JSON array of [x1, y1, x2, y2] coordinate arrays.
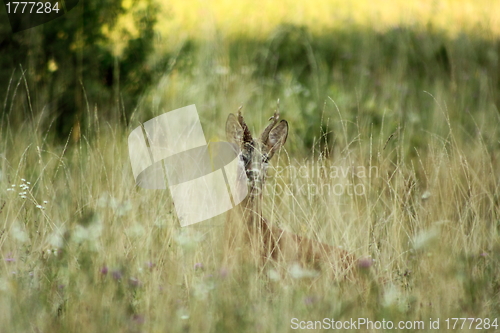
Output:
[[1, 0, 499, 148]]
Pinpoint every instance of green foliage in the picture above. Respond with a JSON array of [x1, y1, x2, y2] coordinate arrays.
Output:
[[0, 0, 159, 138]]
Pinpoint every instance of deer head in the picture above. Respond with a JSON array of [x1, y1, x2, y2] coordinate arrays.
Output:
[[225, 104, 288, 199]]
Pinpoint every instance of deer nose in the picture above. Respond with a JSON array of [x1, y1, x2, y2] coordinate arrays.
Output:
[[247, 166, 264, 180], [247, 168, 258, 176]]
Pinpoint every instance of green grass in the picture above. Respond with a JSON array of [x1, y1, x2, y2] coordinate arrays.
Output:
[[1, 18, 500, 333]]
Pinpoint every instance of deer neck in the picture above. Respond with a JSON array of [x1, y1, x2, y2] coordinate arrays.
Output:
[[241, 140, 268, 229], [242, 182, 264, 227]]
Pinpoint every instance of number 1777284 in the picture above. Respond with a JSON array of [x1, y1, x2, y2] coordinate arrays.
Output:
[[6, 2, 60, 14]]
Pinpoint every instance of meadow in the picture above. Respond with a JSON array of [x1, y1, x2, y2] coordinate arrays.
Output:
[[1, 1, 500, 332]]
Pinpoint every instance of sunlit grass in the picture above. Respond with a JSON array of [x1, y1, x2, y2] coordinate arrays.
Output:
[[157, 0, 500, 48]]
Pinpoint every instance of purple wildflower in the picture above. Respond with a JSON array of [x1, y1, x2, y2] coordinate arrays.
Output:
[[132, 314, 145, 324], [304, 296, 317, 305], [357, 257, 374, 269], [112, 270, 122, 280], [219, 268, 228, 279]]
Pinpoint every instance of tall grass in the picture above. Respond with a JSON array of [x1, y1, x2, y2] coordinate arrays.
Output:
[[1, 22, 500, 333]]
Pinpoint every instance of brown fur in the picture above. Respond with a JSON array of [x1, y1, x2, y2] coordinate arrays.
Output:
[[224, 105, 356, 277]]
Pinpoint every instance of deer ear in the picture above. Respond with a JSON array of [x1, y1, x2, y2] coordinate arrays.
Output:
[[226, 113, 244, 145], [267, 120, 288, 152]]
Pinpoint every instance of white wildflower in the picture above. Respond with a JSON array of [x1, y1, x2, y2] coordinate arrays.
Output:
[[48, 230, 65, 248], [421, 190, 431, 200], [288, 263, 319, 279], [267, 269, 281, 281], [11, 223, 29, 243], [413, 227, 440, 250]]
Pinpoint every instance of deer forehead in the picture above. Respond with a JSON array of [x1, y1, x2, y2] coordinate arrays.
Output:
[[241, 140, 265, 164]]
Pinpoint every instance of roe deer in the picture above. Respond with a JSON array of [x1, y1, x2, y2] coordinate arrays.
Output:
[[224, 104, 356, 278]]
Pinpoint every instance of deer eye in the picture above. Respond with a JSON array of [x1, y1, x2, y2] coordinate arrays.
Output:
[[241, 154, 250, 166]]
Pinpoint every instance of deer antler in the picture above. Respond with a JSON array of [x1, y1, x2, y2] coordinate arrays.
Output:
[[260, 99, 280, 144], [237, 106, 253, 145]]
